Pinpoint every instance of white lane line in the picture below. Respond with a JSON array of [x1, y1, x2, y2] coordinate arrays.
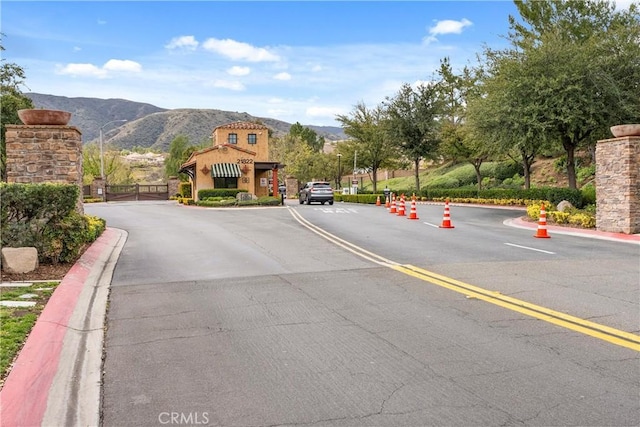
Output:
[[504, 242, 556, 254], [423, 222, 439, 228]]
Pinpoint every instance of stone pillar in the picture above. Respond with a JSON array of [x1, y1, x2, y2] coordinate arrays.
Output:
[[285, 176, 298, 198], [168, 176, 180, 198], [92, 177, 106, 201], [595, 135, 640, 234], [5, 124, 84, 214]]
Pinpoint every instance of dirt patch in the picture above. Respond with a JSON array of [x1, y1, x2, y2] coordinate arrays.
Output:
[[1, 262, 75, 283], [530, 157, 568, 187]]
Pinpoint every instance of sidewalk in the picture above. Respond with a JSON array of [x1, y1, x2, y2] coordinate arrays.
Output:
[[0, 227, 127, 427]]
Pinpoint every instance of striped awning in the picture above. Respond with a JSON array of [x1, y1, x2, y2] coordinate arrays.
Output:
[[211, 163, 242, 178]]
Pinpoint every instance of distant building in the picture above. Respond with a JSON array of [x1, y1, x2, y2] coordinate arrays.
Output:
[[179, 121, 283, 201]]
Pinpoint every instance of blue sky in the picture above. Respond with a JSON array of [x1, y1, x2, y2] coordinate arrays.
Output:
[[1, 1, 631, 127]]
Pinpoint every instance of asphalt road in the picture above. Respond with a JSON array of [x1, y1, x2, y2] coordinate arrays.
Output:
[[86, 200, 639, 427]]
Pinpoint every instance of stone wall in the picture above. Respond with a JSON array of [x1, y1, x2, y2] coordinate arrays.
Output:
[[595, 136, 639, 234], [5, 124, 84, 213]]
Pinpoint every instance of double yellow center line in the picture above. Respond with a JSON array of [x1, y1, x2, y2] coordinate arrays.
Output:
[[289, 208, 640, 351]]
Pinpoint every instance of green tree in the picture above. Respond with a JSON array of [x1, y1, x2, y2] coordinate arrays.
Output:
[[336, 102, 398, 193], [467, 48, 551, 189], [436, 58, 493, 189], [504, 0, 640, 188], [82, 142, 133, 185], [384, 82, 441, 191], [269, 134, 327, 184], [1, 37, 34, 181], [437, 57, 471, 128], [165, 135, 194, 180], [289, 122, 324, 152]]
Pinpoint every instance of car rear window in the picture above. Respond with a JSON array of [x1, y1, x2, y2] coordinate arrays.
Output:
[[313, 183, 331, 188]]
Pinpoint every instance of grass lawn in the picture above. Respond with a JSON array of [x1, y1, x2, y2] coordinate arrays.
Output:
[[0, 282, 60, 387]]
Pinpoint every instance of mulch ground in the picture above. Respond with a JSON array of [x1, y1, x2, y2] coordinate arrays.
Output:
[[0, 262, 74, 283]]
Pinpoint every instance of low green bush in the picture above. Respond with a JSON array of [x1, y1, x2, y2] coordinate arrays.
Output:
[[577, 164, 595, 184], [83, 197, 103, 203], [0, 183, 106, 264], [417, 186, 583, 207], [197, 188, 247, 199], [197, 198, 236, 207], [179, 182, 192, 198], [492, 161, 523, 181], [425, 176, 460, 189], [336, 194, 379, 204], [203, 196, 235, 202], [581, 183, 596, 205], [501, 174, 525, 188], [195, 195, 281, 207]]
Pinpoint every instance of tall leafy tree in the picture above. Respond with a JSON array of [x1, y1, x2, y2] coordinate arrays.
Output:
[[165, 135, 199, 180], [289, 122, 324, 152], [503, 0, 640, 188], [82, 142, 133, 185], [436, 58, 493, 189], [467, 49, 551, 189], [1, 37, 34, 181], [336, 102, 397, 193], [269, 134, 327, 184], [384, 82, 441, 191]]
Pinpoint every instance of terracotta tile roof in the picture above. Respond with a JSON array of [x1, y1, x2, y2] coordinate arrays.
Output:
[[214, 121, 268, 131]]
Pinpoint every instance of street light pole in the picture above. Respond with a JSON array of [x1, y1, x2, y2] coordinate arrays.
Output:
[[337, 153, 342, 189], [100, 119, 127, 180]]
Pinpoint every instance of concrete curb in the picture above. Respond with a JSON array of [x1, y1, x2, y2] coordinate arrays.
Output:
[[504, 216, 640, 244], [0, 227, 127, 427]]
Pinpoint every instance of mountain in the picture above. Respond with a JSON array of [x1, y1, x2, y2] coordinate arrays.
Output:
[[24, 93, 346, 151]]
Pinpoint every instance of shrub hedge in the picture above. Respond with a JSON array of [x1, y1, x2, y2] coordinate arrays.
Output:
[[197, 188, 248, 199], [195, 195, 281, 207], [0, 183, 106, 264], [418, 187, 584, 208], [179, 182, 192, 198]]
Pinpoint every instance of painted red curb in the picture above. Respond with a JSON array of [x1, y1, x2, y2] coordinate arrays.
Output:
[[511, 216, 640, 242], [0, 228, 117, 427]]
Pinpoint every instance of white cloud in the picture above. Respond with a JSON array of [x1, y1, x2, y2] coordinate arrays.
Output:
[[424, 18, 473, 45], [202, 38, 280, 62], [73, 46, 82, 52], [273, 72, 291, 81], [267, 107, 291, 117], [57, 63, 107, 78], [57, 59, 142, 78], [211, 80, 245, 91], [306, 106, 345, 119], [165, 35, 199, 50], [227, 66, 250, 76], [103, 59, 142, 73]]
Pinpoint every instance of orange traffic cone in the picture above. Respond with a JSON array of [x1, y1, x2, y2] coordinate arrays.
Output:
[[385, 195, 391, 209], [407, 194, 419, 220], [396, 194, 406, 216], [439, 199, 455, 228], [389, 194, 397, 214], [376, 195, 381, 206], [534, 203, 551, 238]]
